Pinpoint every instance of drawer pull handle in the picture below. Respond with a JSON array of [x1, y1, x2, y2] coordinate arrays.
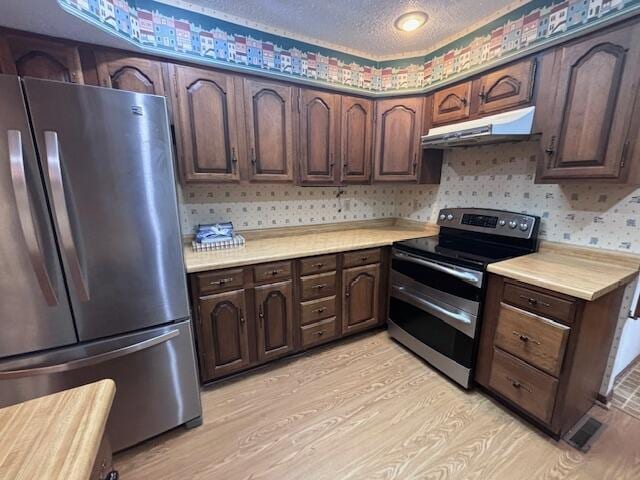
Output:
[[313, 307, 327, 314], [311, 284, 328, 290], [313, 263, 325, 268], [507, 376, 532, 393], [512, 331, 541, 345], [316, 330, 325, 336], [519, 295, 551, 308], [210, 277, 233, 286], [361, 256, 368, 262], [267, 269, 284, 276]]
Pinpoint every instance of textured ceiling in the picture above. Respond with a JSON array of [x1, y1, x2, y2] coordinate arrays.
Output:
[[170, 0, 523, 59]]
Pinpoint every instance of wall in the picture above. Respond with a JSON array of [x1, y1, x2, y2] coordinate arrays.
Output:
[[58, 0, 640, 94], [179, 184, 398, 234]]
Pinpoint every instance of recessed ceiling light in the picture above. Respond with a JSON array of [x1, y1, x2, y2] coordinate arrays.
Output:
[[394, 11, 429, 32]]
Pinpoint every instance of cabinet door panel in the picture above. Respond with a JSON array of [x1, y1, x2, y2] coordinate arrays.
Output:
[[373, 97, 423, 182], [243, 78, 294, 182], [537, 25, 640, 181], [341, 96, 373, 183], [198, 289, 249, 380], [95, 51, 166, 96], [473, 59, 535, 115], [342, 264, 380, 334], [299, 89, 339, 184], [1, 35, 83, 83], [255, 281, 294, 361], [172, 65, 240, 183], [432, 82, 471, 125]]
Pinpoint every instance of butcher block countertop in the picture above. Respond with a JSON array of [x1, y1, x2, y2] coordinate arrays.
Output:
[[488, 241, 640, 301], [184, 219, 436, 273], [0, 379, 115, 480]]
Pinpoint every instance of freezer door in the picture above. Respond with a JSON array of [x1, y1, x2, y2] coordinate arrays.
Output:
[[0, 75, 77, 358], [0, 320, 202, 452], [23, 78, 189, 341]]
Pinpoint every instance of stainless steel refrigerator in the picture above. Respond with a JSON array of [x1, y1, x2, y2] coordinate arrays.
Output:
[[0, 75, 202, 451]]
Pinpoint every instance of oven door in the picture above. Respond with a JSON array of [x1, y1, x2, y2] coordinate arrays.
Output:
[[388, 248, 484, 388]]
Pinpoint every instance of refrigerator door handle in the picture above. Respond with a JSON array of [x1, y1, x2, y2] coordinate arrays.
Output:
[[43, 130, 90, 302], [0, 329, 180, 379], [7, 130, 58, 306]]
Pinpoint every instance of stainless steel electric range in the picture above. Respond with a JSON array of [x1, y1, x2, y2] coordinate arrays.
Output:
[[388, 208, 540, 388]]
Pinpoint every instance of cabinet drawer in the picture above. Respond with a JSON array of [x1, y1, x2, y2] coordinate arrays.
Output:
[[494, 303, 570, 377], [503, 283, 576, 324], [299, 254, 337, 275], [197, 268, 244, 294], [253, 261, 292, 283], [301, 317, 338, 347], [300, 296, 336, 325], [489, 348, 558, 424], [300, 271, 337, 300], [343, 248, 381, 268]]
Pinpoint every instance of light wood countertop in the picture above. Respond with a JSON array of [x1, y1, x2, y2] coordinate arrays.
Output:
[[488, 242, 640, 301], [184, 220, 436, 273], [0, 379, 115, 480]]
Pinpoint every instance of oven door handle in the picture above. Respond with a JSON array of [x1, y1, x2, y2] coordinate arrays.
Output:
[[392, 250, 482, 287], [391, 285, 475, 337]]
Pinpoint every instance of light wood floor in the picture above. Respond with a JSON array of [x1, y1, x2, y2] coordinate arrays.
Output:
[[115, 331, 640, 479]]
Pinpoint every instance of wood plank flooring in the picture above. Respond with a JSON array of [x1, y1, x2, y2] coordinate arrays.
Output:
[[115, 331, 640, 479]]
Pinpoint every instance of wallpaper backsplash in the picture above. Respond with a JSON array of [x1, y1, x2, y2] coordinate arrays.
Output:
[[181, 141, 640, 254]]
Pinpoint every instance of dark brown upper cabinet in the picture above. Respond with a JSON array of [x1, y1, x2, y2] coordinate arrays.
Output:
[[340, 96, 373, 184], [471, 59, 536, 116], [197, 289, 250, 381], [373, 96, 424, 182], [0, 34, 83, 83], [298, 88, 340, 185], [536, 23, 640, 183], [242, 78, 295, 183], [95, 50, 166, 96], [171, 65, 241, 183], [342, 264, 380, 335], [254, 280, 294, 362], [432, 82, 471, 125]]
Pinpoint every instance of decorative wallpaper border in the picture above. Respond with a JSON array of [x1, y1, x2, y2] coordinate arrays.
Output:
[[59, 0, 640, 94]]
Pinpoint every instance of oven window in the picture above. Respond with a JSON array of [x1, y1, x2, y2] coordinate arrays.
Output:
[[392, 257, 482, 303], [389, 297, 474, 368]]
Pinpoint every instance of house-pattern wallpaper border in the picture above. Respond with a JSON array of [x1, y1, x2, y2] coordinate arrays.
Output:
[[59, 0, 640, 94]]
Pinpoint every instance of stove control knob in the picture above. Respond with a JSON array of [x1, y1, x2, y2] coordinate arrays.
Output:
[[519, 223, 529, 231], [446, 213, 454, 221], [508, 220, 517, 229], [498, 219, 506, 227], [439, 213, 446, 221]]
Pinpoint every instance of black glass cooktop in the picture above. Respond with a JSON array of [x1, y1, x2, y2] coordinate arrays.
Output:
[[394, 233, 534, 270]]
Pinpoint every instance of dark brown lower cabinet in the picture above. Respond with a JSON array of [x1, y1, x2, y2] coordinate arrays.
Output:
[[475, 274, 625, 438], [197, 289, 250, 381], [255, 280, 294, 361], [342, 263, 380, 334], [191, 248, 388, 384]]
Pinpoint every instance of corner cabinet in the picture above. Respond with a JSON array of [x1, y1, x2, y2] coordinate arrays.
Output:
[[298, 88, 340, 185], [535, 23, 640, 183], [0, 34, 83, 83], [242, 78, 296, 182], [197, 289, 250, 380], [340, 96, 373, 184], [373, 96, 424, 182]]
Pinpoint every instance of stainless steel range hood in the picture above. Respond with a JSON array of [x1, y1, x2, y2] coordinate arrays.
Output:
[[421, 106, 535, 148]]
